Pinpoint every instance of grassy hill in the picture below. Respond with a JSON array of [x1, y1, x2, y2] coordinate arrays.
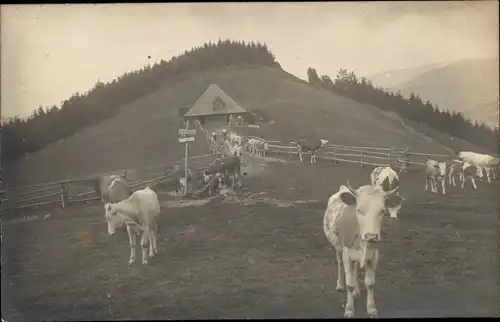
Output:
[[4, 65, 481, 187], [390, 58, 499, 129]]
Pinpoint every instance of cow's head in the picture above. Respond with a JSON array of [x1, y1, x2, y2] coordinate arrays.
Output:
[[378, 176, 403, 219], [386, 193, 405, 219], [320, 139, 329, 147], [433, 162, 447, 178], [380, 176, 398, 192], [339, 181, 399, 243], [104, 203, 124, 235]]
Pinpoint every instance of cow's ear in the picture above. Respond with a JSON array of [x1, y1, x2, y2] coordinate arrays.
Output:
[[339, 192, 357, 206], [381, 177, 391, 192]]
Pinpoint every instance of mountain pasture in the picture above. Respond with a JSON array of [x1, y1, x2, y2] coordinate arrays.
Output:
[[3, 158, 498, 319]]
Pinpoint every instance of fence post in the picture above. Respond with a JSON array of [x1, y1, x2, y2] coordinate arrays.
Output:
[[66, 177, 72, 202], [333, 146, 337, 164], [60, 182, 69, 209], [360, 147, 364, 167]]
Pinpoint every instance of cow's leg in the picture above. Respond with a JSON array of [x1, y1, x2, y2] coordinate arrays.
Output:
[[141, 227, 150, 265], [486, 169, 492, 183], [472, 178, 477, 190], [147, 220, 156, 258], [431, 178, 437, 193], [335, 251, 346, 292], [425, 177, 429, 191], [365, 252, 379, 318], [342, 252, 356, 317], [461, 178, 466, 189], [352, 260, 361, 298], [441, 178, 446, 195], [451, 175, 456, 187], [298, 148, 303, 162], [126, 225, 137, 265], [151, 220, 159, 255], [235, 173, 242, 189]]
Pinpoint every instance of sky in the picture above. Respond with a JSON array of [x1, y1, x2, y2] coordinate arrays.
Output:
[[1, 1, 498, 119]]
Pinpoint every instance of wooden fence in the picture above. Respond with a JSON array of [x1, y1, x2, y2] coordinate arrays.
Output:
[[264, 140, 458, 169], [0, 154, 217, 215]]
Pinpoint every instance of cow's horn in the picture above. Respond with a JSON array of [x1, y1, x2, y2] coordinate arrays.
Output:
[[346, 180, 357, 196]]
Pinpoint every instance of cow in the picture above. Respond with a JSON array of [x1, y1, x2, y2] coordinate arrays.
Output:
[[246, 138, 265, 157], [323, 181, 400, 318], [104, 186, 160, 266], [206, 156, 244, 189], [107, 178, 132, 203], [424, 159, 447, 194], [370, 166, 405, 219], [448, 159, 464, 187], [87, 170, 128, 203], [458, 151, 500, 183], [461, 162, 481, 190], [297, 139, 329, 163]]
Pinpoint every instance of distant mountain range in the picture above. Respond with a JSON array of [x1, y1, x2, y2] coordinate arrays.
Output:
[[367, 58, 499, 129]]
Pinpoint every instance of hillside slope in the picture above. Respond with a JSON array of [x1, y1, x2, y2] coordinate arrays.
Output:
[[366, 62, 448, 89], [390, 58, 499, 129], [4, 66, 464, 186]]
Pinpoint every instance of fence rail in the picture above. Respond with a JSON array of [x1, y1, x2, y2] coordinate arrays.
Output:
[[1, 153, 216, 215]]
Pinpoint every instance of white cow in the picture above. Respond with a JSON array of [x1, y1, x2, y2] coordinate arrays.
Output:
[[461, 162, 480, 190], [370, 166, 405, 218], [104, 186, 160, 265], [324, 181, 400, 318], [458, 151, 500, 183], [247, 138, 265, 156], [448, 159, 464, 187], [424, 159, 447, 194]]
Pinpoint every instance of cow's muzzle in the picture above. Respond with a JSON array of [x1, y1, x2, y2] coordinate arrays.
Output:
[[363, 233, 380, 243]]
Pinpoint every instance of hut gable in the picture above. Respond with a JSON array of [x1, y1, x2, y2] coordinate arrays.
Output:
[[184, 84, 247, 117], [212, 96, 226, 111]]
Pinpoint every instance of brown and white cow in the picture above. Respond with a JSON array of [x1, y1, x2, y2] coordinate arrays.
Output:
[[424, 159, 447, 194], [458, 151, 500, 184], [297, 139, 328, 163], [461, 162, 481, 190], [324, 182, 400, 318], [370, 166, 405, 219], [448, 159, 464, 187]]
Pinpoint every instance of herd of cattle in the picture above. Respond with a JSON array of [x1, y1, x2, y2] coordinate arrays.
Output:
[[87, 127, 499, 318], [323, 150, 499, 317]]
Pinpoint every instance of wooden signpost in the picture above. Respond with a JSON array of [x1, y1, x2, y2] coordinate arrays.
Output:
[[178, 124, 196, 196]]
